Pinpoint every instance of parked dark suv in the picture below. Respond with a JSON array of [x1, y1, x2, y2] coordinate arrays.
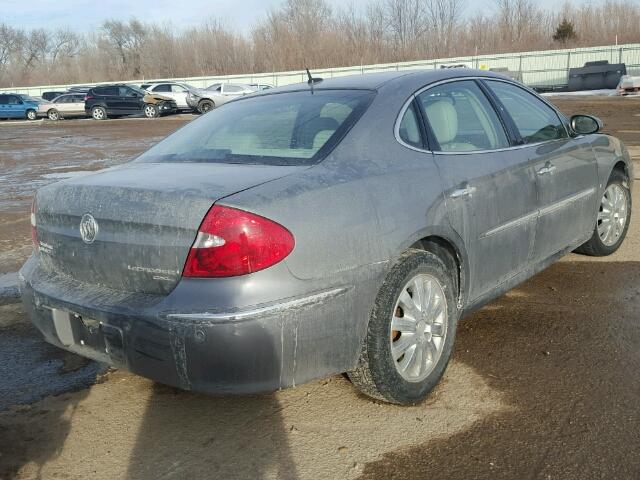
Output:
[[84, 84, 177, 120]]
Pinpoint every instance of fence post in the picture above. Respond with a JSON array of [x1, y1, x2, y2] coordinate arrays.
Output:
[[566, 51, 572, 84], [518, 54, 523, 81]]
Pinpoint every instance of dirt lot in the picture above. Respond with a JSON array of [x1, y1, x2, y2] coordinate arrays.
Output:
[[0, 97, 639, 480]]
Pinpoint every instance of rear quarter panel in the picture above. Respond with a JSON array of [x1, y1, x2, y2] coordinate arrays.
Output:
[[220, 85, 457, 371]]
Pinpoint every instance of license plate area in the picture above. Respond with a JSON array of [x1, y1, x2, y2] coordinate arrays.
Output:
[[51, 308, 126, 366]]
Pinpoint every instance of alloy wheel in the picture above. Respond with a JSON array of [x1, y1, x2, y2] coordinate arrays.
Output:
[[390, 273, 448, 382], [144, 105, 157, 118], [598, 183, 628, 246]]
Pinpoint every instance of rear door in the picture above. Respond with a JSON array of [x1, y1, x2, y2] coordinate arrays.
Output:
[[484, 80, 598, 261], [417, 79, 538, 301], [69, 95, 86, 115]]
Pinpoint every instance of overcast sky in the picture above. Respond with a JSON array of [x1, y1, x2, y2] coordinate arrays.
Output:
[[2, 0, 595, 33]]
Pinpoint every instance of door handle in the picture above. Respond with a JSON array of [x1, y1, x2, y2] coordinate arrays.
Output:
[[537, 163, 557, 176], [449, 186, 476, 199]]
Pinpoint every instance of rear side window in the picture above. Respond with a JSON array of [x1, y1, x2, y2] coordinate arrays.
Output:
[[485, 80, 567, 144], [136, 89, 375, 166], [398, 103, 422, 148], [154, 84, 171, 92], [0, 95, 7, 105], [224, 85, 245, 93], [418, 80, 509, 152], [95, 87, 118, 96]]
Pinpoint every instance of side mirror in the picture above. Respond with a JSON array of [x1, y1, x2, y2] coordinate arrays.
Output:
[[570, 114, 602, 135]]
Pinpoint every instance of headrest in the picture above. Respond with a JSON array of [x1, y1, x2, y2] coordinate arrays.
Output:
[[425, 100, 458, 144]]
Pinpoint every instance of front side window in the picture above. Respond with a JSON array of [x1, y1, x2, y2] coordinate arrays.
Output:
[[398, 102, 422, 148], [136, 89, 375, 166], [485, 80, 567, 144], [417, 80, 509, 152], [8, 96, 21, 105], [171, 84, 187, 92]]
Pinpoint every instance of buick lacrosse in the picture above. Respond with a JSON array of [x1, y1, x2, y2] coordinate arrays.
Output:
[[21, 70, 633, 404]]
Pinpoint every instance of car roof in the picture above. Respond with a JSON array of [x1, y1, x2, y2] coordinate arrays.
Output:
[[260, 69, 513, 94]]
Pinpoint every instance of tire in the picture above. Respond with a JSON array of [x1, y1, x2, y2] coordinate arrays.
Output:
[[91, 106, 107, 120], [348, 249, 458, 405], [198, 99, 214, 113], [26, 109, 37, 121], [47, 109, 60, 121], [143, 103, 159, 118], [575, 169, 631, 256]]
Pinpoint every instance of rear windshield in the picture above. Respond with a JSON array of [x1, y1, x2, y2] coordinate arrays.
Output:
[[135, 89, 375, 166]]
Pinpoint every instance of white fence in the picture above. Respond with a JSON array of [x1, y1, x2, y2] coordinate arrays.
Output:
[[2, 43, 640, 96]]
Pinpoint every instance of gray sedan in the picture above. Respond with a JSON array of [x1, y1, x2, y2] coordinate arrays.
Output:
[[20, 70, 633, 404]]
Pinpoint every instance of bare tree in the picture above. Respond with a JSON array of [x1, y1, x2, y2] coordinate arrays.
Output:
[[3, 0, 640, 88]]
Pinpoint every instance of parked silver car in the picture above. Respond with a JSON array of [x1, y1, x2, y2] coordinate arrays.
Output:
[[21, 70, 633, 404], [186, 83, 255, 113], [141, 82, 196, 110], [37, 93, 87, 120]]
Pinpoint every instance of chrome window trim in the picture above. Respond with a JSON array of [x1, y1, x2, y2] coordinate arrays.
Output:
[[393, 76, 571, 155]]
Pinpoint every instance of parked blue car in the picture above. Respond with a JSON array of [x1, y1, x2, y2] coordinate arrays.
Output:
[[0, 93, 40, 120]]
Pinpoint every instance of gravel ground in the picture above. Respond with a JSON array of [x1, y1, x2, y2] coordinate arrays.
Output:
[[0, 98, 639, 480]]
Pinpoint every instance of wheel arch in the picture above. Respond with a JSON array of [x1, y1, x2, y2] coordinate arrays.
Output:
[[402, 228, 469, 309], [612, 160, 630, 181]]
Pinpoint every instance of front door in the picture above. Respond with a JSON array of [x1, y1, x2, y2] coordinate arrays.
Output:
[[119, 86, 143, 114], [417, 80, 538, 301], [484, 80, 599, 261]]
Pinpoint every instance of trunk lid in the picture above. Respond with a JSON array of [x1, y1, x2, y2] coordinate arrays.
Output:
[[35, 162, 301, 295]]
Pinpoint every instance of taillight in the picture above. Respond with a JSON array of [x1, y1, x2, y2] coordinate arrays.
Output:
[[30, 197, 38, 251], [183, 205, 295, 278], [84, 94, 93, 101]]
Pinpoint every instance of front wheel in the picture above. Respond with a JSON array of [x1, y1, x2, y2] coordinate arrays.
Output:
[[143, 104, 159, 118], [348, 249, 458, 405], [575, 169, 631, 256], [47, 109, 60, 121], [198, 99, 214, 113], [26, 109, 37, 120]]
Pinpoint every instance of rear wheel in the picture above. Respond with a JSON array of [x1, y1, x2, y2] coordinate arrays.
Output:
[[91, 106, 107, 120], [348, 249, 458, 405], [26, 109, 37, 121], [47, 109, 60, 121], [143, 104, 159, 118], [575, 169, 631, 256], [198, 99, 214, 113]]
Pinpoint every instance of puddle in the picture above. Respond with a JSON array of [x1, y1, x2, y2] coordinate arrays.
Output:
[[40, 171, 93, 179], [0, 272, 18, 289]]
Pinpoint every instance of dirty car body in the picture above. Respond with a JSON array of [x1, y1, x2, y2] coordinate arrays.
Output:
[[20, 70, 633, 398]]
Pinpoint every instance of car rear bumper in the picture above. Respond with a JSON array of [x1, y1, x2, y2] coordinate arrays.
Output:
[[19, 255, 367, 394]]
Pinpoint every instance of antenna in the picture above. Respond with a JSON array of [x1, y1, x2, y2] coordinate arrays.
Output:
[[305, 67, 323, 93], [306, 68, 314, 93]]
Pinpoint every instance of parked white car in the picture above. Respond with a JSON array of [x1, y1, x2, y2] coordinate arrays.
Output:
[[140, 82, 196, 110], [186, 83, 255, 113], [37, 93, 87, 120]]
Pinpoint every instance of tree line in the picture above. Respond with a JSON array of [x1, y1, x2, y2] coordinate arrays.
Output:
[[0, 0, 638, 88]]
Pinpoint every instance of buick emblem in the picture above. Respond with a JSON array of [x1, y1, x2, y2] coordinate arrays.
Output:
[[79, 213, 99, 244]]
